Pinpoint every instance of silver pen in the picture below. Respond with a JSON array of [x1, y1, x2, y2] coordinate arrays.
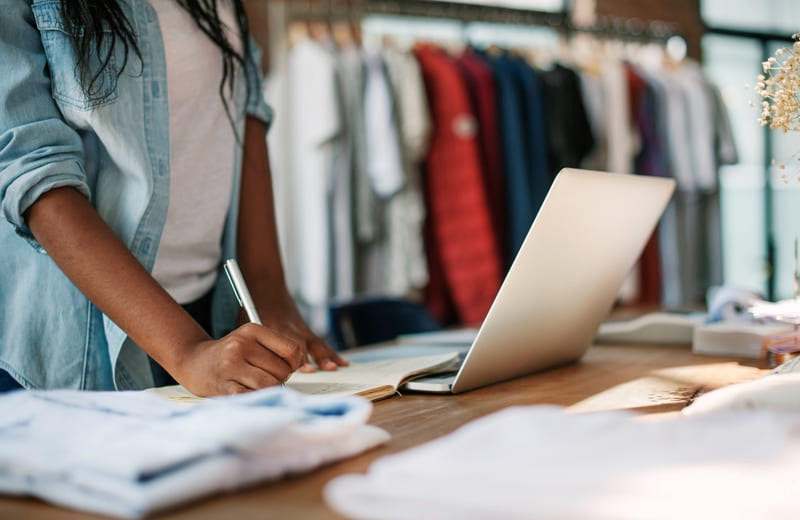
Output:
[[224, 259, 290, 388], [223, 258, 263, 326]]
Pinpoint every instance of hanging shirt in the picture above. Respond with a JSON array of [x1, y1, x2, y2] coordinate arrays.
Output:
[[415, 44, 501, 326], [288, 36, 341, 333], [540, 62, 595, 179], [381, 44, 432, 296], [478, 50, 536, 261], [509, 55, 552, 220], [578, 69, 610, 172], [149, 0, 238, 304], [456, 49, 508, 269], [602, 53, 639, 175], [328, 42, 362, 301], [363, 51, 404, 199], [626, 64, 663, 306], [264, 28, 296, 298], [639, 69, 684, 307]]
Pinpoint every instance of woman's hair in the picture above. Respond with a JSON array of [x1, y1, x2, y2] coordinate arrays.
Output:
[[60, 0, 254, 119]]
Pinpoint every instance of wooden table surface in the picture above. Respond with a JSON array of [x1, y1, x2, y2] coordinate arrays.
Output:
[[0, 343, 768, 520]]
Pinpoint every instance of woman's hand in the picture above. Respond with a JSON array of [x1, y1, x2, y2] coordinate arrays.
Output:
[[250, 293, 349, 373], [237, 116, 348, 373], [174, 323, 303, 396]]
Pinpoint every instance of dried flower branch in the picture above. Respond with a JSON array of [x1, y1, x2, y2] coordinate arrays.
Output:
[[749, 34, 800, 182], [753, 35, 800, 132]]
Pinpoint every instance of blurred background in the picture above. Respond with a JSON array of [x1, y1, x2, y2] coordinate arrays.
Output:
[[242, 0, 800, 334]]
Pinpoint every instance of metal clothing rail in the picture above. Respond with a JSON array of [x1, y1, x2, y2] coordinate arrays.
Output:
[[364, 0, 681, 42], [364, 0, 566, 27], [286, 0, 684, 43]]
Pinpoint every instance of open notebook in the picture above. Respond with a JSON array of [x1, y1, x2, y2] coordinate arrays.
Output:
[[146, 352, 461, 403]]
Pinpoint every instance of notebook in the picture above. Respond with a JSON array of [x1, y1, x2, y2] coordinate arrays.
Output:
[[373, 168, 676, 394], [148, 352, 462, 403]]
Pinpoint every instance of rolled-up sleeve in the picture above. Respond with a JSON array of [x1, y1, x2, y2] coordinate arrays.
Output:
[[0, 1, 90, 248], [245, 39, 274, 129]]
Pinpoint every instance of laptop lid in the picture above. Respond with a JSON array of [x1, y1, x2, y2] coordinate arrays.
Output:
[[438, 168, 676, 394]]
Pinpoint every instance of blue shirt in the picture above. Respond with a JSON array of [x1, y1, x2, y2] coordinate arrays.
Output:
[[476, 50, 536, 261], [0, 0, 273, 390]]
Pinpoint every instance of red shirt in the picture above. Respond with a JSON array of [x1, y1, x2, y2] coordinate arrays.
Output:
[[415, 44, 502, 325], [455, 50, 508, 269]]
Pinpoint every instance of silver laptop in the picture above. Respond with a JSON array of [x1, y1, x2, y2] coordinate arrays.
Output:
[[350, 168, 676, 394]]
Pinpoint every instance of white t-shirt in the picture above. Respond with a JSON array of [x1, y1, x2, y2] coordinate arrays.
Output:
[[288, 36, 340, 332], [149, 0, 238, 304]]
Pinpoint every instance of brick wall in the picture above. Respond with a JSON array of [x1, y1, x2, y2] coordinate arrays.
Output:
[[595, 0, 704, 60]]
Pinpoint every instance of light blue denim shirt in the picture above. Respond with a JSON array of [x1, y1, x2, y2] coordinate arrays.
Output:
[[0, 0, 273, 390]]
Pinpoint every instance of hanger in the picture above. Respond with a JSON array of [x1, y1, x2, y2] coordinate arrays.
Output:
[[486, 43, 504, 57], [332, 0, 361, 48], [308, 18, 330, 42], [306, 0, 330, 43], [287, 20, 309, 48], [569, 32, 604, 76], [286, 0, 311, 48]]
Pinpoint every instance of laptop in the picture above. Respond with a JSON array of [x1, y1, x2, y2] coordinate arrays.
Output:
[[348, 168, 676, 394]]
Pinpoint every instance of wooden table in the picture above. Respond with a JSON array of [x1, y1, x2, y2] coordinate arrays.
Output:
[[0, 343, 768, 520]]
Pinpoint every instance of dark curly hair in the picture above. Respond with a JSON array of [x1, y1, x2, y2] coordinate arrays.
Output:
[[59, 0, 254, 119]]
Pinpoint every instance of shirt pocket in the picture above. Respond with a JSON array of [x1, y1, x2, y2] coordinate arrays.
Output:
[[31, 1, 120, 110]]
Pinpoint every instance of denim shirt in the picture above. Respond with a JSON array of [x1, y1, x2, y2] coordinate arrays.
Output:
[[0, 0, 273, 390]]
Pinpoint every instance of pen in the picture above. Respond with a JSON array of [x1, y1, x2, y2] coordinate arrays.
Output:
[[224, 259, 289, 388], [223, 258, 263, 326]]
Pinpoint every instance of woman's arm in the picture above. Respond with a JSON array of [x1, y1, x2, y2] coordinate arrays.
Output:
[[25, 187, 302, 395], [237, 116, 347, 371]]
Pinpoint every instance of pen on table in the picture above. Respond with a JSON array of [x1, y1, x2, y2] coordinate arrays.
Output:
[[223, 258, 263, 325]]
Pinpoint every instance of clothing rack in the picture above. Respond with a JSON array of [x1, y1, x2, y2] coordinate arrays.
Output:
[[286, 0, 684, 44]]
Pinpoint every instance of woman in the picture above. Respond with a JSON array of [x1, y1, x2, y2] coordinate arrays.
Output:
[[0, 0, 346, 395]]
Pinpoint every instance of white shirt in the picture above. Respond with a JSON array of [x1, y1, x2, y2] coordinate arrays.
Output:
[[363, 50, 405, 198], [288, 36, 341, 332], [149, 0, 237, 304], [0, 387, 388, 518]]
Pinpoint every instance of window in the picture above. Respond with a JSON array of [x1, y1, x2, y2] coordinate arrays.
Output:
[[702, 0, 800, 34], [702, 2, 800, 299]]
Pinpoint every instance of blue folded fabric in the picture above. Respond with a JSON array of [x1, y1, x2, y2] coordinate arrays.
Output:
[[0, 387, 389, 518]]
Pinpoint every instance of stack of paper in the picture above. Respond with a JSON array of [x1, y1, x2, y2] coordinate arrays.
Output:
[[691, 321, 791, 358], [749, 299, 800, 324]]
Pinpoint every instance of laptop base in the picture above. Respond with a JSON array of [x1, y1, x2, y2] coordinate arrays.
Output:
[[402, 373, 457, 393]]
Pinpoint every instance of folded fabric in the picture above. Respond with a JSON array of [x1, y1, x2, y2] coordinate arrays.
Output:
[[325, 405, 800, 520], [682, 373, 800, 415], [0, 387, 389, 518]]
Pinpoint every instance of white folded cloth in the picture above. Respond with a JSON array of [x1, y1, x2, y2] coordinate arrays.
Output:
[[683, 373, 800, 415], [0, 387, 389, 518], [325, 405, 800, 520]]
